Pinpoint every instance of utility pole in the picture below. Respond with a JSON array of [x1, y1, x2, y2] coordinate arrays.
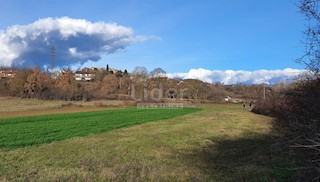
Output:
[[263, 83, 266, 100], [51, 46, 55, 73]]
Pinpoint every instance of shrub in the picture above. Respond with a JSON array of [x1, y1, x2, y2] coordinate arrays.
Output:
[[252, 78, 320, 180]]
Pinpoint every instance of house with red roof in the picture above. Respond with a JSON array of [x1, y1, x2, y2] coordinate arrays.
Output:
[[74, 69, 96, 81], [0, 69, 17, 79]]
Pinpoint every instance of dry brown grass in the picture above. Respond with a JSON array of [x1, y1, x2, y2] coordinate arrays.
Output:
[[0, 97, 126, 118], [0, 97, 67, 112], [0, 107, 111, 118]]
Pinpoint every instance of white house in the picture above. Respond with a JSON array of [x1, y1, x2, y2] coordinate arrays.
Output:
[[0, 70, 17, 79], [74, 69, 96, 81]]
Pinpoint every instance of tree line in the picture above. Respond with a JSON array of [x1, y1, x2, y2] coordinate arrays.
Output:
[[0, 66, 270, 102]]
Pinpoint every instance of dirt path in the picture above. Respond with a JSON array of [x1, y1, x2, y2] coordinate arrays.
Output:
[[0, 107, 116, 118]]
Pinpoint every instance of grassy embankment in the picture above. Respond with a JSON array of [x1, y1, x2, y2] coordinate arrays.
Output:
[[0, 97, 125, 113], [0, 103, 297, 181], [0, 97, 130, 118]]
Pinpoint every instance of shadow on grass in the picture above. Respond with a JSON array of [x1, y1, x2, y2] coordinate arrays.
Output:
[[185, 133, 297, 181]]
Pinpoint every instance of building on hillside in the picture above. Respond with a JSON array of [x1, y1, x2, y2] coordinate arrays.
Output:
[[224, 96, 232, 102], [49, 69, 68, 79], [74, 69, 96, 81], [0, 69, 17, 79], [108, 68, 120, 74]]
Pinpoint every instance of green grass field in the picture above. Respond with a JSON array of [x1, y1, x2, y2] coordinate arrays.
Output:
[[0, 108, 200, 149], [0, 104, 297, 181]]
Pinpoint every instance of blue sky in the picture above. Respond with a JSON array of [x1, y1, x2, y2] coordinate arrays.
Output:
[[0, 0, 307, 84]]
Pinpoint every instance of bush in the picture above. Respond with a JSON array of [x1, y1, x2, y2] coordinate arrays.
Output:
[[252, 78, 320, 180], [251, 91, 286, 119]]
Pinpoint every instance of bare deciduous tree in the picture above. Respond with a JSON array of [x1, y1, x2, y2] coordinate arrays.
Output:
[[132, 66, 149, 81], [10, 69, 33, 97], [149, 67, 166, 78], [298, 0, 320, 77], [24, 67, 52, 99], [56, 70, 78, 100], [101, 74, 119, 96]]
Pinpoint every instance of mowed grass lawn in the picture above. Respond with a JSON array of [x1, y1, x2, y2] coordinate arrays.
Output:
[[0, 104, 297, 181]]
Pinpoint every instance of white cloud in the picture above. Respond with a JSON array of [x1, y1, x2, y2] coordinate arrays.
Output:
[[168, 68, 305, 85], [0, 17, 153, 68]]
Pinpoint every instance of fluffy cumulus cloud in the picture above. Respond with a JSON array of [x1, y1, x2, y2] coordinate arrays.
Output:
[[168, 68, 306, 85], [0, 17, 149, 68]]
